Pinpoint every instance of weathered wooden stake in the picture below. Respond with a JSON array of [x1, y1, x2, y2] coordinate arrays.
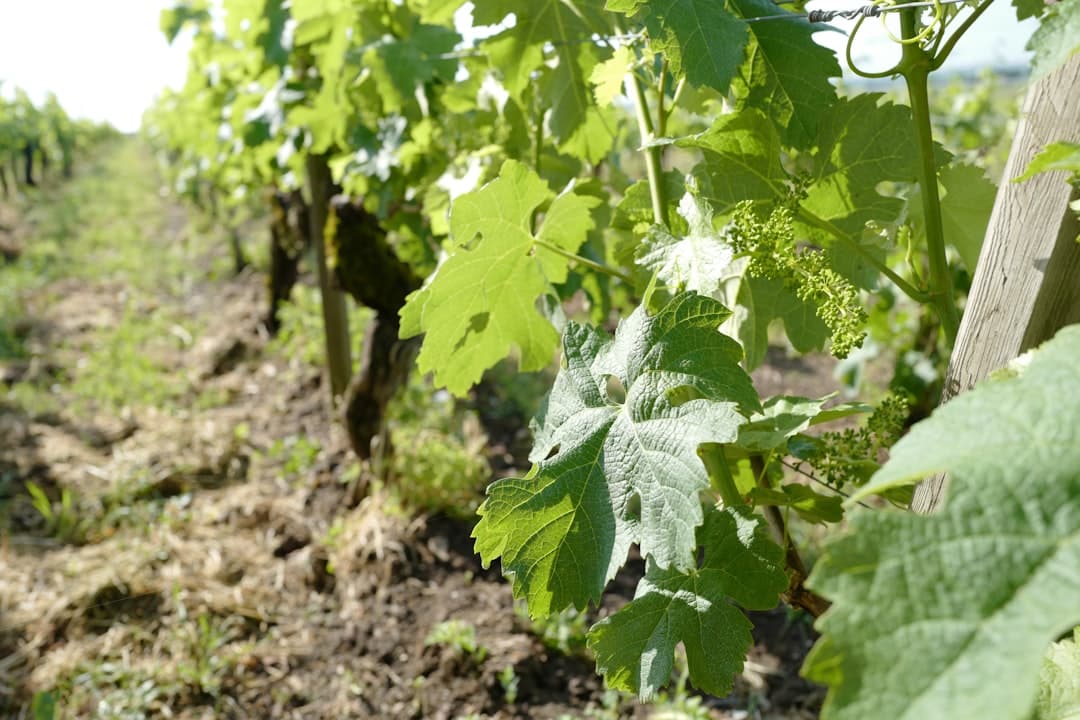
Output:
[[913, 54, 1080, 513]]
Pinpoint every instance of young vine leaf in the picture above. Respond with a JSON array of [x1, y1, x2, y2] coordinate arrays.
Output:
[[636, 187, 734, 297], [607, 0, 840, 147], [1027, 0, 1080, 79], [605, 0, 748, 96], [938, 163, 996, 270], [400, 160, 598, 395], [907, 162, 996, 271], [736, 275, 829, 369], [805, 324, 1080, 720], [1037, 629, 1080, 720], [801, 94, 920, 239], [679, 109, 788, 210], [476, 0, 611, 151], [589, 505, 787, 699], [473, 293, 760, 618]]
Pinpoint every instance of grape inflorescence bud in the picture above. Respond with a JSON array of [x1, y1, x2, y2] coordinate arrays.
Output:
[[728, 201, 868, 359]]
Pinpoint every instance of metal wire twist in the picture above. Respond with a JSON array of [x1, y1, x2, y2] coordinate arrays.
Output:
[[806, 5, 883, 22]]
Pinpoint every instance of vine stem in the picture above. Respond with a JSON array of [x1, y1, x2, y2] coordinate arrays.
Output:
[[750, 456, 830, 618], [625, 70, 669, 229], [797, 207, 931, 303], [698, 444, 744, 508], [533, 238, 634, 284], [900, 9, 960, 345]]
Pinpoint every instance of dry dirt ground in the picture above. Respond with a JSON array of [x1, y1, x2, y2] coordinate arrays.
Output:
[[0, 145, 830, 719]]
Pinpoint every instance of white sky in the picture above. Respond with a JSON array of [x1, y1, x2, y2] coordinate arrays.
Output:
[[0, 1, 1034, 134], [0, 1, 190, 132]]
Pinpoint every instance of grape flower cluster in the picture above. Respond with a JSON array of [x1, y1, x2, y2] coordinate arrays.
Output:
[[815, 395, 910, 490], [727, 201, 868, 358]]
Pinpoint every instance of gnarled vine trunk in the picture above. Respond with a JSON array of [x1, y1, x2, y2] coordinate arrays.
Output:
[[327, 196, 421, 461], [264, 189, 310, 335]]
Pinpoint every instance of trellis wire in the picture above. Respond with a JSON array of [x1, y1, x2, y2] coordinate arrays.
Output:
[[747, 0, 971, 24]]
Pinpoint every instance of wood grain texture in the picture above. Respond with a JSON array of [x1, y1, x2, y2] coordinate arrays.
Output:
[[912, 53, 1080, 513]]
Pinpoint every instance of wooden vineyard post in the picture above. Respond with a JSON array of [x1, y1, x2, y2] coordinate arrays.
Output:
[[306, 153, 354, 406], [912, 53, 1080, 514]]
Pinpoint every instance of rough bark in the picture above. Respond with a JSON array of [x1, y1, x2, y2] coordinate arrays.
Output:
[[264, 189, 309, 334], [328, 196, 421, 461]]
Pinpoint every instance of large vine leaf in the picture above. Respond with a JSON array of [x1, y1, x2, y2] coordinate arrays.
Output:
[[400, 160, 598, 395], [365, 22, 461, 114], [735, 275, 828, 370], [801, 94, 919, 238], [606, 0, 748, 97], [588, 505, 787, 699], [805, 324, 1080, 720], [476, 0, 610, 146], [727, 0, 841, 149], [473, 293, 760, 618], [679, 109, 787, 211], [938, 163, 995, 270], [607, 0, 839, 146]]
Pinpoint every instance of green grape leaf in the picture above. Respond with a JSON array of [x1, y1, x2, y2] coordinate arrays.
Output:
[[613, 171, 687, 233], [806, 324, 1080, 720], [748, 484, 843, 525], [366, 23, 460, 113], [680, 109, 787, 210], [477, 0, 610, 145], [1037, 629, 1080, 720], [590, 45, 633, 106], [728, 0, 841, 148], [802, 95, 919, 237], [161, 1, 210, 43], [1013, 0, 1045, 20], [473, 293, 760, 618], [1015, 141, 1080, 181], [612, 0, 748, 96], [938, 163, 995, 270], [735, 275, 829, 371], [400, 160, 598, 395], [1028, 0, 1080, 78], [636, 189, 734, 296], [608, 0, 838, 147], [736, 394, 832, 453], [588, 506, 786, 699]]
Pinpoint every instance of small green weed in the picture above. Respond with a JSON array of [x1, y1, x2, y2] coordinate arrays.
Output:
[[174, 613, 241, 697], [25, 481, 91, 543], [424, 620, 488, 664], [498, 665, 520, 704], [515, 601, 589, 656], [389, 424, 489, 520], [69, 309, 191, 413], [385, 371, 490, 519], [269, 284, 371, 370], [266, 434, 321, 482], [5, 381, 62, 418]]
